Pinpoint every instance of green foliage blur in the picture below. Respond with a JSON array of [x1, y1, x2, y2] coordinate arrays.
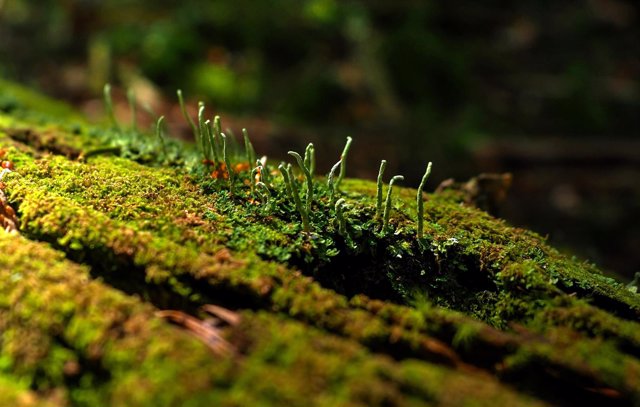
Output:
[[0, 0, 638, 179]]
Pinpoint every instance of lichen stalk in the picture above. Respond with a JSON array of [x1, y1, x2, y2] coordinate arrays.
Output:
[[336, 136, 353, 192], [127, 88, 137, 132], [304, 143, 315, 177], [155, 115, 167, 159], [288, 151, 313, 214], [335, 198, 348, 236], [327, 159, 341, 205], [203, 119, 214, 162], [221, 133, 234, 194], [383, 175, 404, 231], [416, 162, 432, 239], [103, 83, 119, 131], [376, 160, 387, 219], [284, 164, 310, 233], [206, 120, 219, 163], [243, 128, 256, 168], [213, 115, 223, 163], [196, 102, 207, 160], [176, 89, 197, 140], [258, 156, 270, 184], [256, 181, 271, 206], [278, 163, 293, 199], [250, 165, 262, 196]]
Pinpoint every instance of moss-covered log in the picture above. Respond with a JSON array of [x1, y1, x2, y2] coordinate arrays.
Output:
[[0, 79, 638, 406]]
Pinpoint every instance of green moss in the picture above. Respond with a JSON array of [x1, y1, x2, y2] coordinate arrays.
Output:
[[223, 312, 548, 407], [0, 79, 83, 122], [0, 374, 62, 406], [502, 332, 640, 401], [1, 82, 640, 405], [0, 233, 226, 405], [0, 233, 555, 406]]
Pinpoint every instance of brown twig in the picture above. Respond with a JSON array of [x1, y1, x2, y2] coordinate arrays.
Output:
[[156, 310, 235, 356], [201, 304, 241, 326]]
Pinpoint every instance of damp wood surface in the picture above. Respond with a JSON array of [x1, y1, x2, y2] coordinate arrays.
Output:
[[0, 79, 639, 406]]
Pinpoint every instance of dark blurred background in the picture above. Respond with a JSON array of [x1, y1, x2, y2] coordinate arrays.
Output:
[[1, 0, 638, 280]]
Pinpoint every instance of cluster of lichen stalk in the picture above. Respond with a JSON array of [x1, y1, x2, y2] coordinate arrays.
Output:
[[105, 85, 433, 239]]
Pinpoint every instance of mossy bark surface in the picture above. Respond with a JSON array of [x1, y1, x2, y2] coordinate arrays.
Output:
[[0, 79, 639, 406]]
